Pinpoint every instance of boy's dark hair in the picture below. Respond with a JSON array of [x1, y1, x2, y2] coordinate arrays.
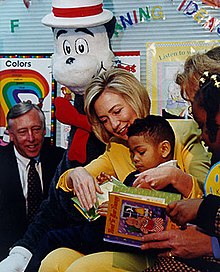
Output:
[[195, 72, 220, 143], [127, 115, 175, 157]]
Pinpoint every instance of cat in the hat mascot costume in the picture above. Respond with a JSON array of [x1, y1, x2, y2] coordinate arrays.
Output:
[[0, 1, 116, 272], [42, 0, 116, 178]]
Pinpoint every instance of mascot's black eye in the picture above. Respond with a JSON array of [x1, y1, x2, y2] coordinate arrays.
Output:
[[75, 38, 89, 54], [63, 40, 72, 55]]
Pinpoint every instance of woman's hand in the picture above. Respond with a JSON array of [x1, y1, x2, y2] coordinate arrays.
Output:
[[133, 166, 193, 198], [66, 167, 103, 211], [97, 201, 109, 217], [141, 225, 213, 259], [166, 198, 203, 227]]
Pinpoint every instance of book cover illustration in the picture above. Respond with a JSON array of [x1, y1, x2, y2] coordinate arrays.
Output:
[[104, 192, 176, 247]]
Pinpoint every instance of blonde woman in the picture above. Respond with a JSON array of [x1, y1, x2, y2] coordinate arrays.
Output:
[[39, 68, 210, 272]]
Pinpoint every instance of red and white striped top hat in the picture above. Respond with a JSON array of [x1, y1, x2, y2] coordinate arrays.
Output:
[[42, 0, 113, 28]]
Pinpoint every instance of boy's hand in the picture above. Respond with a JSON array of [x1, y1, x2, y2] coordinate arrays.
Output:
[[96, 172, 112, 185], [97, 201, 109, 217]]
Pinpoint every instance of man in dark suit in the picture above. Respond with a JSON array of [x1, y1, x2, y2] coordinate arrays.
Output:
[[0, 101, 64, 261]]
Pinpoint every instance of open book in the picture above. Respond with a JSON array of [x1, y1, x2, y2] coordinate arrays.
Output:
[[104, 189, 180, 247], [72, 176, 181, 223], [71, 176, 126, 221]]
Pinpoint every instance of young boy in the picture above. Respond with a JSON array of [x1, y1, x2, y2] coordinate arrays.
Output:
[[124, 115, 177, 188], [96, 114, 178, 218], [97, 115, 177, 192]]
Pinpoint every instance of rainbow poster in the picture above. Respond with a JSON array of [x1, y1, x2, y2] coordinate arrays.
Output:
[[0, 55, 53, 137]]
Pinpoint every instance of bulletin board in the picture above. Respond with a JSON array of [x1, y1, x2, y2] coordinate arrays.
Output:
[[146, 40, 219, 116], [0, 0, 219, 145]]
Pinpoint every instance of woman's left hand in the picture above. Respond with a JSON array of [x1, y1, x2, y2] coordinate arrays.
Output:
[[141, 225, 213, 259], [133, 166, 193, 198]]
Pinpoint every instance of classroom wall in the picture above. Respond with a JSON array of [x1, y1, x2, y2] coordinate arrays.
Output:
[[0, 0, 219, 143], [0, 1, 219, 82]]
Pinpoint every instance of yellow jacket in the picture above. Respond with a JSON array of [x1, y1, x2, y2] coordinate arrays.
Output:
[[58, 119, 210, 199]]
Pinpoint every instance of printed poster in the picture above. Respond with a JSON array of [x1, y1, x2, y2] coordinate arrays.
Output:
[[146, 40, 220, 118], [0, 55, 53, 137]]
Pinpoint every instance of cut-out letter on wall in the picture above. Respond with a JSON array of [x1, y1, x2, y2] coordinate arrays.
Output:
[[11, 19, 19, 33]]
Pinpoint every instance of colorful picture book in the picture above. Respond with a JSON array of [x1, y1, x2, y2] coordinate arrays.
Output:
[[72, 176, 181, 225], [71, 177, 126, 222], [104, 188, 181, 247]]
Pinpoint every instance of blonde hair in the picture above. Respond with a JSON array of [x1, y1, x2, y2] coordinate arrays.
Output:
[[176, 48, 220, 102], [84, 68, 151, 143]]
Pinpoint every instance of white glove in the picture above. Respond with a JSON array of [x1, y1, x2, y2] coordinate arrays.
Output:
[[0, 246, 32, 272]]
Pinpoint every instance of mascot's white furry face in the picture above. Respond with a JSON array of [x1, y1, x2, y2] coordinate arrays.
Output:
[[52, 25, 114, 95]]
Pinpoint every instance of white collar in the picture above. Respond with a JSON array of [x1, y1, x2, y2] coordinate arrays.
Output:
[[157, 160, 177, 168]]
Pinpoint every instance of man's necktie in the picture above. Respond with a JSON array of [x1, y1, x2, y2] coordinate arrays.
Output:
[[27, 159, 43, 223]]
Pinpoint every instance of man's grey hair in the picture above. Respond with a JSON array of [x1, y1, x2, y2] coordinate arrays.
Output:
[[7, 101, 46, 129]]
